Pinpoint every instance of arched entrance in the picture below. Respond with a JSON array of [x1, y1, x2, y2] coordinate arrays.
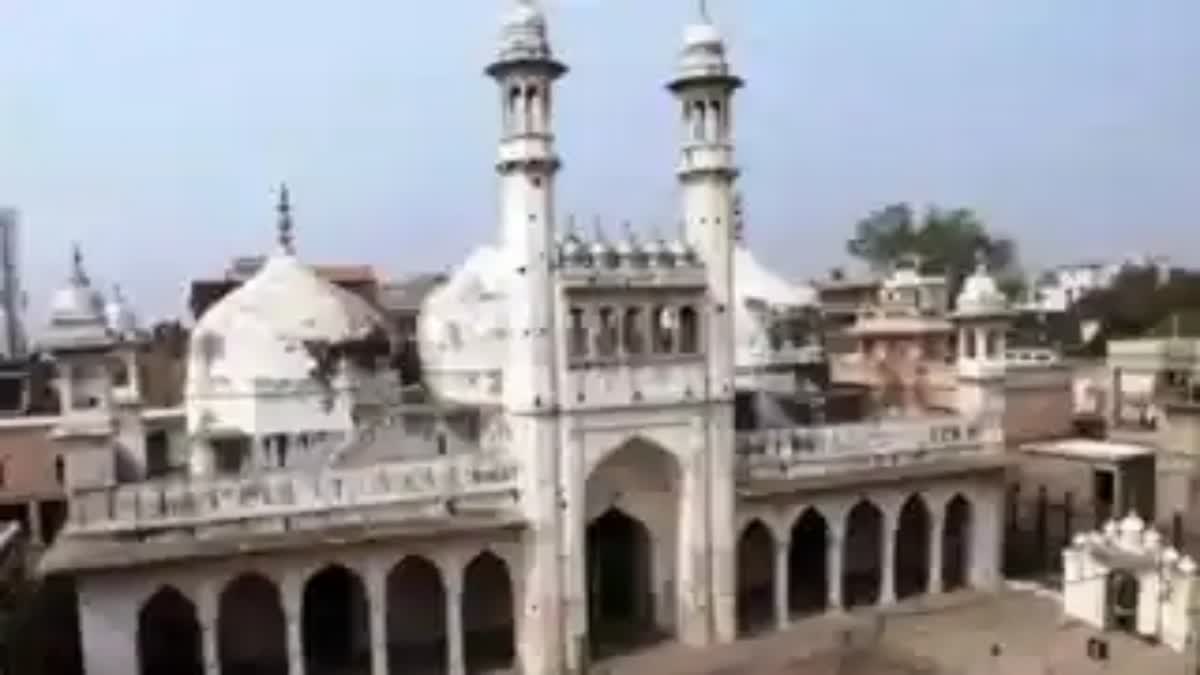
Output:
[[942, 494, 972, 591], [1108, 571, 1140, 632], [462, 552, 516, 674], [584, 438, 680, 659], [842, 500, 883, 608], [137, 586, 202, 675], [736, 520, 775, 635], [387, 556, 446, 674], [788, 508, 829, 616], [218, 573, 287, 675], [894, 494, 930, 599], [303, 565, 370, 674]]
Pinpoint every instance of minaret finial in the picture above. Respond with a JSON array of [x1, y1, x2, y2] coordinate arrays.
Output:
[[699, 0, 711, 22], [276, 183, 294, 255], [70, 242, 88, 286]]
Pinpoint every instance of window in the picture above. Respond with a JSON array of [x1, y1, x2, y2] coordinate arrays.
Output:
[[985, 330, 999, 358], [568, 307, 588, 358], [962, 330, 977, 359], [146, 431, 170, 478], [679, 306, 700, 354], [622, 308, 644, 355], [54, 456, 65, 485], [596, 307, 618, 357], [652, 306, 675, 353]]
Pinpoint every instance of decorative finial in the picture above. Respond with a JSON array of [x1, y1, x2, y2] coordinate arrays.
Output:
[[593, 215, 605, 241], [70, 242, 89, 286], [974, 247, 988, 274], [111, 283, 124, 302], [699, 0, 711, 23], [276, 183, 294, 254]]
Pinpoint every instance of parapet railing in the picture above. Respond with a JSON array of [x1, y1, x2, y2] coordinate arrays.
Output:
[[67, 452, 522, 534], [736, 417, 996, 481]]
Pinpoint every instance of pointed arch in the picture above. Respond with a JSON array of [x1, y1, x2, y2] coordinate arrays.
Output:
[[895, 494, 931, 599], [943, 494, 973, 591], [843, 500, 883, 608], [302, 564, 370, 673], [789, 507, 829, 615], [218, 573, 286, 675], [138, 586, 202, 675], [736, 519, 775, 635], [462, 551, 516, 673], [387, 556, 446, 673]]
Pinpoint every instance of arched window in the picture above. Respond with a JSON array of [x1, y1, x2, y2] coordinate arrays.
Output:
[[692, 100, 706, 141], [596, 307, 618, 358], [962, 329, 977, 359], [709, 100, 722, 141], [524, 85, 539, 133], [508, 86, 522, 134], [679, 306, 700, 354], [569, 307, 588, 358], [623, 308, 644, 355], [652, 306, 675, 353], [985, 330, 1000, 358]]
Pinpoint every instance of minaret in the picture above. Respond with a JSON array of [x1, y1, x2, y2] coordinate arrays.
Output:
[[486, 4, 567, 675], [487, 0, 565, 412], [667, 3, 741, 647], [952, 253, 1014, 447], [668, 4, 742, 401]]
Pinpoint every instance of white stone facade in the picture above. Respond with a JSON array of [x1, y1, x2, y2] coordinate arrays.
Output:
[[1062, 514, 1200, 653], [39, 4, 1013, 675]]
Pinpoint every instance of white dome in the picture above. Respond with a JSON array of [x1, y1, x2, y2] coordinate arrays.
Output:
[[104, 286, 140, 336], [503, 1, 545, 33], [189, 252, 388, 384], [498, 0, 551, 59], [684, 22, 723, 50], [50, 283, 105, 325], [955, 262, 1010, 316]]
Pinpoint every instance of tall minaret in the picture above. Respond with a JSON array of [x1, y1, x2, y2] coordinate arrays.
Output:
[[668, 4, 742, 647], [487, 4, 567, 675], [668, 4, 742, 402], [487, 0, 565, 412]]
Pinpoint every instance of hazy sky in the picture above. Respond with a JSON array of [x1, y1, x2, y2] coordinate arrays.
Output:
[[2, 1, 1198, 325]]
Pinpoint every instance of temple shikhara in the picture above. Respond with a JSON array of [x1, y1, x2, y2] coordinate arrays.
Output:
[[39, 3, 1018, 675]]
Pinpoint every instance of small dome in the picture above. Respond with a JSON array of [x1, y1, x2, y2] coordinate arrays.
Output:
[[503, 1, 545, 33], [48, 246, 106, 329], [498, 0, 550, 59], [954, 256, 1010, 317], [104, 285, 140, 337], [683, 22, 724, 50]]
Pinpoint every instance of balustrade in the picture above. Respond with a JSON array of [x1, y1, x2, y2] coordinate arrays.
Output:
[[70, 453, 522, 533]]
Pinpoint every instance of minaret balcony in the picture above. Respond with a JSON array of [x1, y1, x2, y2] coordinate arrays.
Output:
[[498, 135, 557, 167], [678, 143, 736, 176], [61, 451, 524, 539]]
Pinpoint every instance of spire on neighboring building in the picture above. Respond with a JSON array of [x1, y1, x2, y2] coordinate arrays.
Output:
[[276, 183, 294, 255], [70, 242, 89, 287]]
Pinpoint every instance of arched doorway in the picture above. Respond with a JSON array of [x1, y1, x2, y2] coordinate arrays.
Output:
[[462, 552, 515, 674], [218, 573, 286, 675], [788, 508, 829, 616], [736, 520, 775, 635], [584, 438, 680, 659], [942, 495, 972, 591], [302, 565, 370, 674], [894, 494, 931, 599], [387, 556, 446, 674], [842, 500, 883, 608], [1108, 571, 1140, 632], [137, 586, 202, 675]]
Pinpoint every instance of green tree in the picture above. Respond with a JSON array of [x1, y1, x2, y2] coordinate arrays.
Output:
[[847, 202, 1021, 299]]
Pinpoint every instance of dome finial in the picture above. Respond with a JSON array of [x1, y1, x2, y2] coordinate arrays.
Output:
[[699, 0, 711, 23], [276, 183, 295, 255], [974, 247, 989, 275], [70, 242, 89, 286]]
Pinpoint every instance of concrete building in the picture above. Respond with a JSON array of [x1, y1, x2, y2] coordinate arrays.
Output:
[[40, 5, 1013, 675]]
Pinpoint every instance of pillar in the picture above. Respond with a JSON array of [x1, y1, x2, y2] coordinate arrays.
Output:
[[929, 509, 945, 595], [773, 536, 789, 629], [880, 511, 897, 606], [827, 530, 844, 611], [197, 581, 219, 675], [446, 564, 465, 675], [26, 500, 44, 547], [76, 579, 138, 675], [283, 574, 306, 675], [709, 415, 738, 645], [367, 563, 388, 675], [676, 449, 712, 646]]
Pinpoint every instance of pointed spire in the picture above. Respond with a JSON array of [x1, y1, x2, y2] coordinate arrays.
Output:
[[70, 242, 89, 286], [592, 215, 605, 241], [698, 0, 711, 23], [276, 183, 294, 255]]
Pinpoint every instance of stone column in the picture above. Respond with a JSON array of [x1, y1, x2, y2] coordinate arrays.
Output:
[[197, 581, 220, 675], [76, 578, 138, 675], [26, 500, 44, 546], [880, 511, 897, 606], [708, 414, 738, 645], [283, 574, 306, 675], [773, 535, 790, 629], [827, 530, 844, 611], [929, 509, 945, 595], [676, 451, 712, 647], [446, 563, 465, 675], [367, 562, 388, 675], [561, 427, 589, 674]]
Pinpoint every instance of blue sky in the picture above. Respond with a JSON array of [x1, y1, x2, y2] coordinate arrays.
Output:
[[2, 0, 1198, 323]]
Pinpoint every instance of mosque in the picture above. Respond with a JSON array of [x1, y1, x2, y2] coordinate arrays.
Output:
[[39, 3, 1011, 675]]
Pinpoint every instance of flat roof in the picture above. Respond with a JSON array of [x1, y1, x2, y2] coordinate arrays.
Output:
[[1021, 438, 1154, 461]]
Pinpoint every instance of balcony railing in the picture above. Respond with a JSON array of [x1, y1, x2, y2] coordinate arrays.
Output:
[[736, 417, 995, 481], [67, 452, 522, 535]]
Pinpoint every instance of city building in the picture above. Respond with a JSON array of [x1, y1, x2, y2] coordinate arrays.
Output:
[[40, 5, 1012, 675]]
